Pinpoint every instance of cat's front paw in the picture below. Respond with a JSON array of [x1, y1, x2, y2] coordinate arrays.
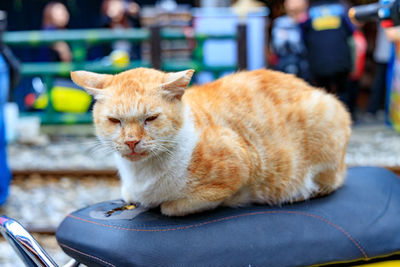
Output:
[[121, 186, 135, 204], [161, 198, 221, 216], [160, 200, 187, 216]]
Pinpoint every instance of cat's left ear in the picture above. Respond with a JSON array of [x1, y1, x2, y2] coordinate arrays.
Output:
[[71, 71, 113, 100], [161, 69, 195, 100]]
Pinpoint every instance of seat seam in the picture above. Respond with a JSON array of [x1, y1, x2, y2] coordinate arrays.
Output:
[[59, 243, 116, 267], [66, 210, 368, 259]]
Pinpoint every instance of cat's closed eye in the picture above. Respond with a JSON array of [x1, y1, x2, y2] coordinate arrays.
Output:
[[144, 115, 158, 125], [108, 117, 121, 124]]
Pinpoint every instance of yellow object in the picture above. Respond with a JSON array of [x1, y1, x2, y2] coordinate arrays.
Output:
[[232, 0, 264, 19], [309, 252, 400, 267], [312, 15, 341, 31], [355, 260, 400, 267], [110, 50, 130, 68], [390, 91, 400, 133], [106, 204, 136, 216], [33, 86, 92, 113], [33, 94, 49, 110]]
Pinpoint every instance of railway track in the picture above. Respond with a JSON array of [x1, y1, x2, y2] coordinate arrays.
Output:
[[12, 169, 119, 179]]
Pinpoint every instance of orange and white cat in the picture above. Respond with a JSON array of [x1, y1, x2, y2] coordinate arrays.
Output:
[[71, 68, 351, 216]]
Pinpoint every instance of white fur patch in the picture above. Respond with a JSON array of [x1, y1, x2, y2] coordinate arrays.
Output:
[[115, 104, 198, 207], [307, 90, 323, 110], [291, 164, 326, 202]]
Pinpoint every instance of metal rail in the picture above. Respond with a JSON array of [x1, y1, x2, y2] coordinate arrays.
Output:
[[11, 166, 400, 178], [12, 169, 118, 178], [3, 28, 236, 46]]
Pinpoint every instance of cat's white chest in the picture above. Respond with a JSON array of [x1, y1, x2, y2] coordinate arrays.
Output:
[[114, 105, 198, 207], [115, 154, 189, 207]]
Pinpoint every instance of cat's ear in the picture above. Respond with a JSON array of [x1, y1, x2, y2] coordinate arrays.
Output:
[[71, 71, 112, 100], [161, 69, 195, 100]]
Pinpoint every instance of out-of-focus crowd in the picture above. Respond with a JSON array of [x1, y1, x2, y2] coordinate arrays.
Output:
[[270, 0, 393, 122], [35, 0, 141, 63]]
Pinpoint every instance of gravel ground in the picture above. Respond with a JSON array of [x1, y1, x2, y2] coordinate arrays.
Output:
[[346, 124, 400, 166], [8, 135, 116, 171], [1, 122, 400, 266], [1, 175, 120, 266], [2, 175, 120, 228]]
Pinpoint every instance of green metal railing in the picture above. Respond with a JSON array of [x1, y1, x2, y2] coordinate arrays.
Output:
[[3, 26, 244, 124]]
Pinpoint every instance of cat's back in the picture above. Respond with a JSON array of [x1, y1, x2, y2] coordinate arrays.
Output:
[[183, 69, 334, 127]]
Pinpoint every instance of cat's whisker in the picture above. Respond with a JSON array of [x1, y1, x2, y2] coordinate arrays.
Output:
[[84, 141, 105, 154], [155, 147, 174, 158], [146, 143, 174, 159], [148, 147, 165, 162], [146, 139, 179, 146], [89, 146, 115, 157], [82, 137, 118, 157]]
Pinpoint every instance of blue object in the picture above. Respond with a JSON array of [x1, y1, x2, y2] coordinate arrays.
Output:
[[56, 167, 400, 266], [378, 7, 391, 19], [381, 0, 393, 6], [0, 53, 11, 206], [309, 3, 345, 18]]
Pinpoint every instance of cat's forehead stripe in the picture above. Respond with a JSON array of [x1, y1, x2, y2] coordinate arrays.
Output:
[[105, 101, 161, 119]]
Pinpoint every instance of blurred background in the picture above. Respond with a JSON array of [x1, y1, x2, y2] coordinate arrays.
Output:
[[0, 0, 400, 266]]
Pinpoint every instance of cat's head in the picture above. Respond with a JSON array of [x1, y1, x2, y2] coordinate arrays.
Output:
[[71, 67, 194, 162]]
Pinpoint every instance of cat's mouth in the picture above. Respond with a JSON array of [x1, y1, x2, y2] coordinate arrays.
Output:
[[123, 151, 148, 161]]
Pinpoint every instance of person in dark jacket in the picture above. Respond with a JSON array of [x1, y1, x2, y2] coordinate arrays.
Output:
[[301, 0, 354, 111]]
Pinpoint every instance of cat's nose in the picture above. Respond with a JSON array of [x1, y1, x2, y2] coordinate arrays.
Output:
[[125, 140, 140, 151]]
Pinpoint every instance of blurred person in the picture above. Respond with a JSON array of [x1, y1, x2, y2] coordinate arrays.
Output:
[[270, 0, 310, 81], [301, 0, 354, 111], [347, 21, 367, 120], [9, 2, 72, 112], [365, 24, 393, 119], [39, 2, 71, 62], [100, 0, 141, 60], [15, 2, 72, 112], [285, 0, 309, 22]]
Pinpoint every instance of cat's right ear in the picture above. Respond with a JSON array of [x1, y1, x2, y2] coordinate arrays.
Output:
[[161, 69, 195, 100], [71, 71, 112, 100]]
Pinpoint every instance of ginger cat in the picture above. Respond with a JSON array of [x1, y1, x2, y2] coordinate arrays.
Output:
[[71, 68, 351, 216]]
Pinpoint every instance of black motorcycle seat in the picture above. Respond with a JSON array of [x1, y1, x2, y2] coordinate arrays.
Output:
[[56, 167, 400, 267]]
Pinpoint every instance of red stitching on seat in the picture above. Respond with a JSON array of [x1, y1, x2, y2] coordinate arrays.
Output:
[[59, 243, 116, 267], [67, 210, 368, 259]]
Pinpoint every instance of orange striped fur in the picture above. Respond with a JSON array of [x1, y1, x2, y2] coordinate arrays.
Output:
[[71, 68, 351, 216]]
